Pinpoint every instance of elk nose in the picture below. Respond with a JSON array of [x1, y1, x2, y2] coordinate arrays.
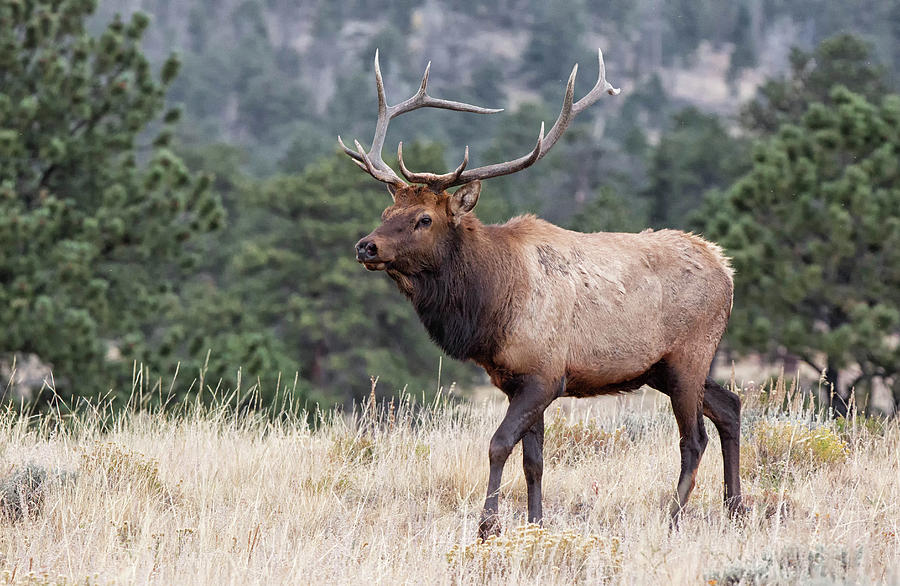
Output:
[[356, 240, 378, 261]]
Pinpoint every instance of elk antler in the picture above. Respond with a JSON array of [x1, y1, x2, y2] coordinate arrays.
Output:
[[338, 50, 502, 190], [340, 49, 620, 193], [397, 122, 544, 191], [536, 48, 621, 162]]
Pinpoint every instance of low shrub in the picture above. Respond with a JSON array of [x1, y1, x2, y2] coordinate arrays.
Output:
[[0, 464, 49, 522], [544, 418, 626, 465], [81, 442, 169, 498], [447, 524, 621, 582], [742, 421, 848, 485]]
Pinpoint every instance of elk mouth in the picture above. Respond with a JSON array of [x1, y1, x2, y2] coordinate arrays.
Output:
[[362, 260, 388, 271]]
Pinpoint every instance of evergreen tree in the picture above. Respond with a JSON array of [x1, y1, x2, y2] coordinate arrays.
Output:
[[703, 87, 900, 415], [163, 142, 306, 406], [727, 4, 757, 82], [643, 107, 749, 228], [567, 187, 647, 234], [522, 0, 587, 96], [0, 0, 221, 402], [213, 146, 478, 401], [741, 34, 890, 134]]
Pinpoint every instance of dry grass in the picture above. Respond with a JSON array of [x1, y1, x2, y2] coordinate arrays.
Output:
[[0, 380, 899, 585]]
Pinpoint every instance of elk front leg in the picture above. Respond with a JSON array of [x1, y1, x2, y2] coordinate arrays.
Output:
[[522, 414, 545, 525], [480, 376, 556, 540]]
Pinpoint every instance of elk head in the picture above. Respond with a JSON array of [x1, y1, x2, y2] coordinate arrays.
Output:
[[341, 50, 620, 275], [354, 181, 483, 273]]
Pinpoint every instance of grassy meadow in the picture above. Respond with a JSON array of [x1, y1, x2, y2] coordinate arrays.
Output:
[[1, 378, 899, 585]]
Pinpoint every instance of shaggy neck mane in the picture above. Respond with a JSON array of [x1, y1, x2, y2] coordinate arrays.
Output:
[[392, 216, 513, 362]]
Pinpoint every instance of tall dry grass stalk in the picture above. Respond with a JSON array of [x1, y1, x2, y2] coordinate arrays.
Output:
[[0, 377, 898, 584]]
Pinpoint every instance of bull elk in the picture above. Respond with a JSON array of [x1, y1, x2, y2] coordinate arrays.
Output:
[[340, 49, 742, 539]]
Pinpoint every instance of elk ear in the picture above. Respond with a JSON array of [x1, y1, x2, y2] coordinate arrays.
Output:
[[448, 180, 481, 223], [386, 183, 399, 200]]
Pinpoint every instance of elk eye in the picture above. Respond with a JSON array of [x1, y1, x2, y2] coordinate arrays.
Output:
[[416, 216, 432, 229]]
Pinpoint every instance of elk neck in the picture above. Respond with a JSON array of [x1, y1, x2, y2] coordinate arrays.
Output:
[[388, 215, 517, 363]]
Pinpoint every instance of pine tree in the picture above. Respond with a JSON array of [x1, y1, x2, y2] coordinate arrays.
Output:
[[703, 87, 900, 415], [740, 34, 890, 134], [642, 107, 749, 228], [0, 0, 222, 403], [204, 145, 478, 402]]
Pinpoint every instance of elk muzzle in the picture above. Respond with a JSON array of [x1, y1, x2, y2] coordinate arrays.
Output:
[[355, 238, 387, 271]]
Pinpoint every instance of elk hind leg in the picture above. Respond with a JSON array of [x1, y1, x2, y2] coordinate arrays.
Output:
[[522, 414, 545, 524], [703, 377, 743, 515]]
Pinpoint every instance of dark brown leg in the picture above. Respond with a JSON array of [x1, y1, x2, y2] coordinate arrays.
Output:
[[522, 414, 545, 524], [703, 377, 743, 515], [667, 368, 707, 521], [479, 375, 556, 540]]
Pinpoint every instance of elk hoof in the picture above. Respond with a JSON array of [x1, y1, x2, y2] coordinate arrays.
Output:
[[478, 514, 501, 541], [726, 496, 748, 519], [668, 508, 684, 530], [668, 499, 686, 526]]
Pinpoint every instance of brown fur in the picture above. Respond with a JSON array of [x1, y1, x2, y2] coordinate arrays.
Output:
[[355, 182, 743, 538]]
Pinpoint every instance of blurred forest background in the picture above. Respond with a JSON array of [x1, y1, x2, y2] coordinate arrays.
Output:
[[2, 0, 900, 415]]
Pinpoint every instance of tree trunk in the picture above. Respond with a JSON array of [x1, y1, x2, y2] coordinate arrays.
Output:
[[825, 363, 848, 417], [310, 342, 326, 386]]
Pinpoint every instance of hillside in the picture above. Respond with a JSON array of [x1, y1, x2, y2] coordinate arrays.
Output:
[[92, 0, 900, 169]]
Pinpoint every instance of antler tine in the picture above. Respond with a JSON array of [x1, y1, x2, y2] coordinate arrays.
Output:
[[443, 122, 544, 187], [391, 68, 503, 117], [369, 49, 391, 159], [337, 135, 365, 164], [354, 139, 376, 174], [418, 61, 431, 96], [397, 142, 470, 189], [453, 145, 470, 179], [338, 50, 502, 191], [339, 49, 617, 191], [352, 138, 403, 185], [539, 48, 620, 161], [391, 58, 503, 117], [334, 52, 408, 188], [431, 49, 618, 189]]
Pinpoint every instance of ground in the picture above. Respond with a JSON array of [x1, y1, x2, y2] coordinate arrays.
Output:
[[1, 379, 898, 584]]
